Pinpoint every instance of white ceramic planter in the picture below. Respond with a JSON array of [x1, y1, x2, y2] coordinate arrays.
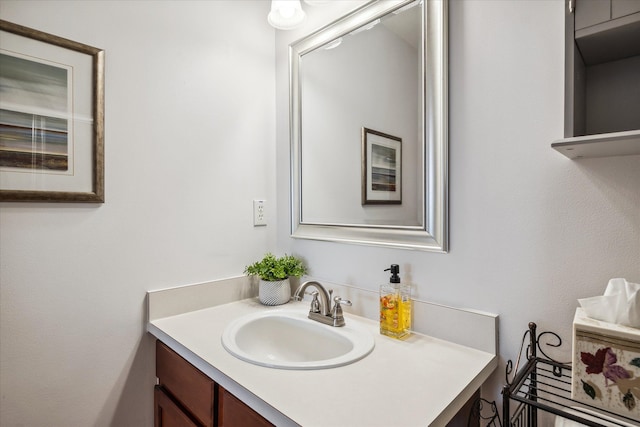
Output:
[[258, 278, 291, 306]]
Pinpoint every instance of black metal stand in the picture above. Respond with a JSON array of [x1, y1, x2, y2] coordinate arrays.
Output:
[[468, 397, 501, 427], [501, 322, 638, 427]]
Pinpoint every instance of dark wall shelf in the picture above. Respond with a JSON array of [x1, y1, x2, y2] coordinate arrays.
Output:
[[552, 129, 640, 159], [558, 0, 640, 160]]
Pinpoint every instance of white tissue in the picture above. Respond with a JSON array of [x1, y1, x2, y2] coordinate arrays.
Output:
[[578, 278, 640, 328], [554, 407, 637, 427]]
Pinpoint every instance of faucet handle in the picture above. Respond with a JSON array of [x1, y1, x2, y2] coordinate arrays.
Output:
[[333, 296, 352, 307], [331, 296, 351, 327], [331, 296, 352, 316]]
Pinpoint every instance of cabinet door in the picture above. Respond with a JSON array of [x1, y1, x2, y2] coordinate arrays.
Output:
[[612, 0, 640, 18], [156, 341, 215, 427], [218, 386, 273, 427], [575, 0, 611, 30], [155, 386, 201, 427]]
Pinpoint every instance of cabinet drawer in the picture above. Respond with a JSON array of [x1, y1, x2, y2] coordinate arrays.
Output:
[[156, 341, 215, 427]]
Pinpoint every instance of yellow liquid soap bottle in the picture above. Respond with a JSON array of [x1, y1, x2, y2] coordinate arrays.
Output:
[[379, 264, 411, 339]]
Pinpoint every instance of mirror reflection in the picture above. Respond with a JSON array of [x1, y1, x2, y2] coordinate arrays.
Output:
[[300, 2, 423, 226]]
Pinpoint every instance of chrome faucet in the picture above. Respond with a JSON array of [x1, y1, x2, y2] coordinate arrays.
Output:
[[293, 280, 352, 327]]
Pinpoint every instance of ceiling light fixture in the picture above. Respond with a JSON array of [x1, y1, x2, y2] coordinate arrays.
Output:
[[350, 19, 380, 36], [268, 0, 306, 30], [323, 38, 342, 50]]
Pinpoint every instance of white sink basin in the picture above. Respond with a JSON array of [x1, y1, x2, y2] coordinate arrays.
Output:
[[221, 308, 375, 369]]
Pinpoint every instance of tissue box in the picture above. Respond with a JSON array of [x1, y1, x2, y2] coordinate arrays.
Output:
[[572, 308, 640, 420]]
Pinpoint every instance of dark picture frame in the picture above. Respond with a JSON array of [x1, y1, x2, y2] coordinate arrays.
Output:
[[0, 20, 104, 202], [361, 127, 402, 205]]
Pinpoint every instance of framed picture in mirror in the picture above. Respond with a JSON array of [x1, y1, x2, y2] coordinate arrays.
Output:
[[361, 127, 401, 205]]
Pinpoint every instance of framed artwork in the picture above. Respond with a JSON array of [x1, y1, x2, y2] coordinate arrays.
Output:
[[0, 20, 104, 202], [361, 127, 401, 205]]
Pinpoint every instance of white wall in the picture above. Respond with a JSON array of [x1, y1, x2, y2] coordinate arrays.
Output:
[[1, 0, 639, 425], [277, 0, 640, 407], [0, 1, 275, 425]]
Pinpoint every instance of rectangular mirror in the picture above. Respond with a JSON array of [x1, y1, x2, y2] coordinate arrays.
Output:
[[290, 0, 448, 252]]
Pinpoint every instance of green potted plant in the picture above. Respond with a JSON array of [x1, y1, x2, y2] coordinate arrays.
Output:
[[244, 253, 307, 305]]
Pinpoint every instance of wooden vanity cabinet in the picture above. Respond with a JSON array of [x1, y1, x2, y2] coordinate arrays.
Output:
[[154, 386, 201, 427], [218, 387, 273, 427], [156, 340, 215, 427], [156, 339, 479, 426], [155, 340, 273, 427]]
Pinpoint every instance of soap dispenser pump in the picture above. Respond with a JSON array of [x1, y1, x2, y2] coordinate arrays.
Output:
[[386, 264, 400, 283], [379, 264, 411, 339]]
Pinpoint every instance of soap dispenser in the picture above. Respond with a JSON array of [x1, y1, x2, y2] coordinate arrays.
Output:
[[379, 264, 411, 339]]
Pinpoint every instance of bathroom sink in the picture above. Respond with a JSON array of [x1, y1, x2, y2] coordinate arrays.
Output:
[[221, 308, 375, 369]]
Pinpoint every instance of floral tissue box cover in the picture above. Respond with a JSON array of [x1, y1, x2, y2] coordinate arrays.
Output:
[[572, 308, 640, 421]]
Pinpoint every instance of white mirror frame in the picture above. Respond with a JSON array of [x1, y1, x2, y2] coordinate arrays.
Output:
[[290, 0, 448, 252]]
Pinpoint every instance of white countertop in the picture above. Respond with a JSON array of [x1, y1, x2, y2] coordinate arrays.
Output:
[[148, 297, 497, 427]]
